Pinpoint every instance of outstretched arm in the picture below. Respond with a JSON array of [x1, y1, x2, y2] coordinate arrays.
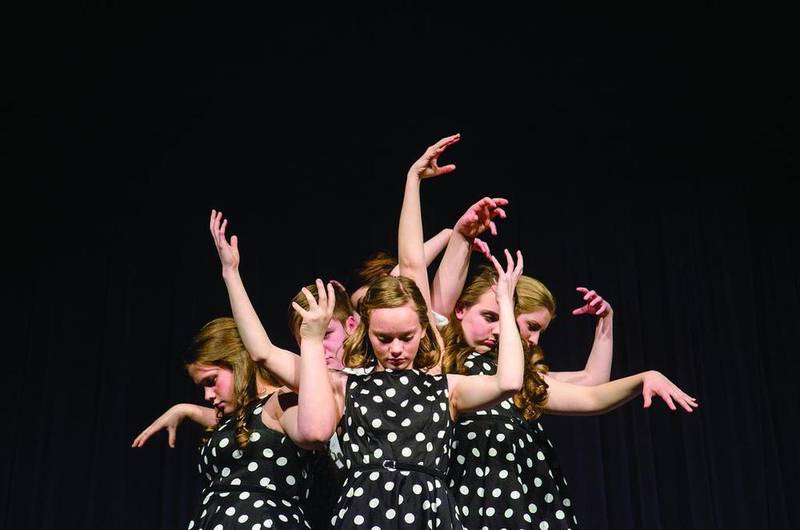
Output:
[[549, 287, 613, 385], [210, 210, 301, 390], [449, 250, 525, 415], [431, 196, 508, 316], [543, 370, 698, 416], [131, 404, 217, 448]]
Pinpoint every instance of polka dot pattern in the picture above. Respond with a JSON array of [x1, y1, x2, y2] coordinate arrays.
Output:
[[448, 352, 577, 529], [331, 370, 461, 529], [187, 394, 312, 530]]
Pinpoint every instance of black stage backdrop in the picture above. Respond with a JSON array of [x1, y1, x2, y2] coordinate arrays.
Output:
[[4, 5, 798, 530]]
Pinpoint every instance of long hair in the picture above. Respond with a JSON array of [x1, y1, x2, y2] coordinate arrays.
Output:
[[441, 267, 553, 420], [343, 275, 441, 371], [185, 317, 260, 448]]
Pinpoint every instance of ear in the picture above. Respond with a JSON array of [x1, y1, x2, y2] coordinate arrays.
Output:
[[346, 314, 359, 334], [454, 302, 467, 320]]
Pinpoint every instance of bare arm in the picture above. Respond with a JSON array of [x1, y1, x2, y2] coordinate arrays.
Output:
[[210, 210, 301, 390], [292, 280, 341, 444], [389, 228, 453, 277], [131, 403, 217, 448], [549, 288, 613, 385], [449, 250, 525, 416], [431, 197, 508, 316], [543, 370, 698, 416]]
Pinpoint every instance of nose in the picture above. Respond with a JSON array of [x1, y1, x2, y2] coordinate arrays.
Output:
[[389, 339, 404, 356], [490, 322, 501, 338], [204, 387, 216, 402], [528, 331, 540, 347]]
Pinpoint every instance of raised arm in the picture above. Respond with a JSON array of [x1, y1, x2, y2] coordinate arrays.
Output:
[[210, 210, 301, 390], [131, 403, 217, 448], [291, 280, 343, 444], [398, 133, 460, 313], [431, 196, 508, 316], [449, 250, 525, 415], [388, 228, 453, 277], [548, 287, 614, 385], [543, 369, 698, 416]]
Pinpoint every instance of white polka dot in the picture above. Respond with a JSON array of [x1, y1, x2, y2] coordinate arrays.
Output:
[[372, 418, 382, 428], [219, 438, 230, 448], [251, 524, 261, 530], [354, 515, 365, 525], [373, 395, 383, 403], [402, 447, 412, 457], [467, 431, 477, 440], [486, 507, 495, 517], [357, 426, 366, 436], [510, 490, 521, 499], [286, 475, 296, 485], [534, 477, 543, 487], [528, 503, 538, 513], [506, 453, 515, 461], [413, 404, 424, 413], [239, 491, 250, 500], [555, 510, 565, 519], [238, 515, 249, 523], [400, 376, 409, 385], [247, 462, 258, 472], [369, 472, 380, 481], [413, 484, 423, 494], [262, 448, 273, 458], [225, 507, 236, 516], [387, 432, 397, 442], [360, 406, 368, 415], [404, 513, 415, 524], [387, 410, 397, 417], [232, 449, 243, 459], [386, 388, 396, 397], [354, 487, 364, 497], [492, 488, 502, 497], [401, 418, 412, 427], [214, 525, 223, 530], [489, 447, 498, 457], [545, 493, 554, 503], [504, 508, 514, 518], [369, 498, 380, 508], [385, 481, 395, 491], [456, 455, 465, 464], [416, 432, 425, 442], [373, 448, 383, 458], [496, 433, 505, 442], [253, 500, 264, 508], [221, 467, 231, 477], [461, 506, 469, 516], [264, 519, 273, 528], [498, 469, 508, 479], [472, 448, 481, 457], [539, 522, 549, 530], [386, 509, 396, 519], [278, 515, 288, 522], [249, 432, 261, 442], [564, 498, 572, 507], [276, 457, 288, 466]]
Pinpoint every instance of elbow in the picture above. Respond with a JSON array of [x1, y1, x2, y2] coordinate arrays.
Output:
[[498, 374, 523, 397], [297, 422, 335, 446]]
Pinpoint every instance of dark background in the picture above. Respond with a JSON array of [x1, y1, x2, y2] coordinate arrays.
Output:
[[3, 4, 798, 529]]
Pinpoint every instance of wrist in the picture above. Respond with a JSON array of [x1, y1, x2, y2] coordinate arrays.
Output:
[[222, 267, 240, 281]]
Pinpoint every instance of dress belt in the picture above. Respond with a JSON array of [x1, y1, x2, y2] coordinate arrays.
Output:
[[352, 460, 448, 483]]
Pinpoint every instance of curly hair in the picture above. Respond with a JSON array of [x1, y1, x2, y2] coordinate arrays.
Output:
[[186, 317, 261, 448]]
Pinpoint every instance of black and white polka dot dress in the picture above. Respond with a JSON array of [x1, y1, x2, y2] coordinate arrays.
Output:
[[448, 352, 577, 530], [188, 395, 313, 530], [331, 369, 463, 529]]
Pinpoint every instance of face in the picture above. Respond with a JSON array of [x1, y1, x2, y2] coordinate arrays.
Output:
[[455, 289, 501, 353], [515, 308, 552, 347], [293, 316, 357, 371], [367, 304, 424, 371], [350, 285, 369, 309], [188, 363, 236, 414]]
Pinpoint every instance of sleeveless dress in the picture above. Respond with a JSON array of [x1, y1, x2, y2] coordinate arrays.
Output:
[[188, 395, 313, 530], [331, 369, 463, 529], [447, 352, 578, 529]]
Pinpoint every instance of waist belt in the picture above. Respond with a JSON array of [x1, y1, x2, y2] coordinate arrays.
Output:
[[206, 482, 300, 505], [353, 460, 448, 483]]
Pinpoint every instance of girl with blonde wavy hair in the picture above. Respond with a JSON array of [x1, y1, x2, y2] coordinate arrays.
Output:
[[132, 317, 316, 530]]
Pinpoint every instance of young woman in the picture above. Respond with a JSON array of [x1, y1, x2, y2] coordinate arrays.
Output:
[[133, 317, 315, 529]]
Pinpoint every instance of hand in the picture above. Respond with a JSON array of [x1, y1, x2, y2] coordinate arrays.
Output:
[[572, 287, 612, 318], [131, 404, 194, 448], [291, 279, 336, 340], [489, 249, 524, 304], [209, 209, 239, 271], [407, 133, 461, 180], [642, 371, 699, 412], [454, 196, 509, 239], [472, 237, 491, 259]]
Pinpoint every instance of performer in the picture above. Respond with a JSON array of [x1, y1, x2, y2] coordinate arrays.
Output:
[[133, 317, 314, 529]]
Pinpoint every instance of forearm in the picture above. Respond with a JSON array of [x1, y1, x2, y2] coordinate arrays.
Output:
[[495, 298, 524, 393], [296, 337, 338, 443], [182, 404, 218, 428], [549, 312, 613, 385], [389, 228, 453, 277], [222, 268, 300, 389], [431, 230, 472, 316], [545, 371, 644, 416], [398, 174, 432, 303]]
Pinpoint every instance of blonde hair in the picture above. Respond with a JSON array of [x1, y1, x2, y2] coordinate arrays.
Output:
[[288, 282, 356, 341], [441, 267, 552, 420], [343, 275, 441, 371], [186, 317, 264, 448]]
